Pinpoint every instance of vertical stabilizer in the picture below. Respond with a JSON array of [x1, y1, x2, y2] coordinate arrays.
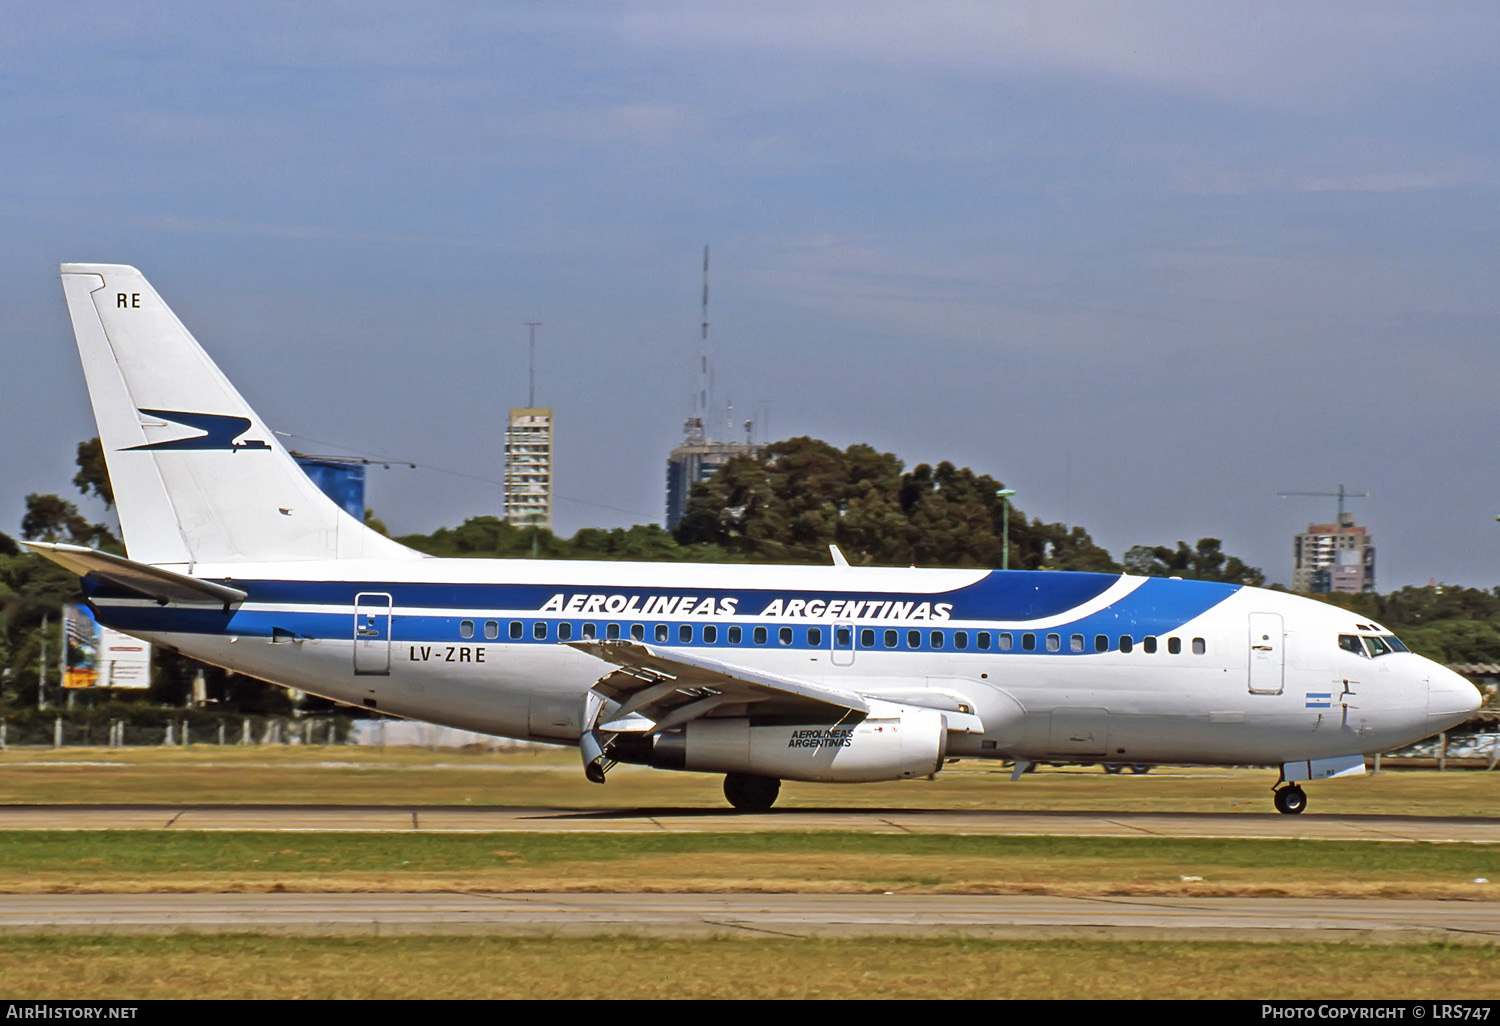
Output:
[[59, 264, 421, 566]]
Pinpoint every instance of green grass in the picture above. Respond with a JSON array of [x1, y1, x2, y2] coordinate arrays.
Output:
[[2, 745, 1498, 816], [2, 935, 1496, 999], [4, 831, 1499, 897]]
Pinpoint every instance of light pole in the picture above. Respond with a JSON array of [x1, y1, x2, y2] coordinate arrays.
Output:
[[996, 489, 1016, 571]]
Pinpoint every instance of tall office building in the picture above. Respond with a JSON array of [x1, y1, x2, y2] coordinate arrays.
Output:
[[663, 245, 763, 531], [665, 416, 759, 531], [504, 407, 553, 530], [1293, 512, 1375, 594]]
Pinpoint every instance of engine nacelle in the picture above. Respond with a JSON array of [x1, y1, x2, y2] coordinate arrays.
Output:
[[630, 707, 949, 783]]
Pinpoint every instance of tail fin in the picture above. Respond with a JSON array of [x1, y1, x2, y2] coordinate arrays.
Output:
[[60, 264, 421, 566]]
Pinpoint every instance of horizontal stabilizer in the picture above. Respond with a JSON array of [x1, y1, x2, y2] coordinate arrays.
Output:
[[23, 541, 247, 606]]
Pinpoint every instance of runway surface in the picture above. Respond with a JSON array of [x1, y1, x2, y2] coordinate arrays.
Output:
[[2, 892, 1497, 942], [3, 804, 1499, 842]]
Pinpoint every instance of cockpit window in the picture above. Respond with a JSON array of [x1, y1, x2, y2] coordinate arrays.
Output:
[[1341, 632, 1410, 658]]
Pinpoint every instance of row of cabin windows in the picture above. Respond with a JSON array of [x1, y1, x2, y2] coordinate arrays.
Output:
[[455, 619, 1207, 655]]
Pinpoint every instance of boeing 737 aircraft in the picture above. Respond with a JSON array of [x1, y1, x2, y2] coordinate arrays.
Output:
[[27, 264, 1481, 813]]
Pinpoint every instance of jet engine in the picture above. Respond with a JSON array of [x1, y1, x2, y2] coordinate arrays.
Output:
[[617, 706, 949, 783]]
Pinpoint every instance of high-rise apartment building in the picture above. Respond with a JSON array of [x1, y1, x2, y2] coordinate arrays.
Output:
[[1293, 512, 1375, 594], [504, 407, 553, 530]]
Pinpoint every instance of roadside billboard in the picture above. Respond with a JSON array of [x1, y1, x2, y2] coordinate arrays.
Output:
[[63, 603, 151, 689]]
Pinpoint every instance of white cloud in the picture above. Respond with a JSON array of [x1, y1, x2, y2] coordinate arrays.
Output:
[[618, 1, 1500, 112]]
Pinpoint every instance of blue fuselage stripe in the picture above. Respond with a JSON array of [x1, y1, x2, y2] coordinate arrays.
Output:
[[86, 572, 1240, 654]]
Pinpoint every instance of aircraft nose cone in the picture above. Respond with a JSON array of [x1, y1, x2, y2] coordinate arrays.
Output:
[[1428, 666, 1482, 722]]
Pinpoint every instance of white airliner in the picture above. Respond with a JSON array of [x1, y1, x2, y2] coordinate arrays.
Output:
[[27, 264, 1481, 814]]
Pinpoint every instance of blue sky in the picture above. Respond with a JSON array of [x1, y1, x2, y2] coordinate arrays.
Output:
[[4, 2, 1499, 587]]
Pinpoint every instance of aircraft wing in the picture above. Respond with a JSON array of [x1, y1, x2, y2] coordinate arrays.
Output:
[[567, 639, 873, 734]]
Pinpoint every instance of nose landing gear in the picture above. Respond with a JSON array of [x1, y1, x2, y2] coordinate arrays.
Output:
[[1273, 783, 1307, 815]]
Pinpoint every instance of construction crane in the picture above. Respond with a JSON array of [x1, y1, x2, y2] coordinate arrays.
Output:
[[1278, 484, 1370, 521]]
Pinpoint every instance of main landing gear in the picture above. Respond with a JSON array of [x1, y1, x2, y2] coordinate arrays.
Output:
[[723, 773, 781, 812], [1273, 783, 1308, 815]]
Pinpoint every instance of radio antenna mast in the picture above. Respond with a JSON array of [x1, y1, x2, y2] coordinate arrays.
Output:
[[698, 245, 710, 436], [522, 321, 541, 408]]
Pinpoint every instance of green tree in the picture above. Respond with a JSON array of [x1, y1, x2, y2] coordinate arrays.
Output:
[[72, 436, 114, 508], [1123, 538, 1265, 586], [19, 493, 119, 550], [672, 436, 1092, 570]]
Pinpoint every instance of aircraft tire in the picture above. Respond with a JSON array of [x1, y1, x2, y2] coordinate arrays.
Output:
[[1273, 785, 1307, 815], [723, 773, 781, 812], [1102, 764, 1123, 774]]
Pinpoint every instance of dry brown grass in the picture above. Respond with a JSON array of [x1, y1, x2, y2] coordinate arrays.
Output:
[[3, 849, 1498, 900], [3, 934, 1497, 999]]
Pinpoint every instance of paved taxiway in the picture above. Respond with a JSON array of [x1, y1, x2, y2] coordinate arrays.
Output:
[[3, 804, 1499, 842], [2, 893, 1497, 943]]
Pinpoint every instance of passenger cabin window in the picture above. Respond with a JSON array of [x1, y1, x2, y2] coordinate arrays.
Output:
[[1143, 636, 1157, 654], [808, 627, 823, 646], [1071, 634, 1084, 653], [1192, 637, 1206, 655], [1119, 636, 1133, 653], [1094, 635, 1108, 653], [558, 622, 573, 642], [631, 624, 644, 641], [861, 628, 875, 648], [931, 630, 944, 649], [977, 632, 992, 650], [954, 631, 968, 650], [484, 620, 499, 640], [1022, 633, 1036, 652], [754, 626, 768, 645], [1167, 637, 1181, 655], [582, 623, 596, 640], [908, 629, 921, 648], [704, 625, 717, 644], [779, 627, 794, 646], [1045, 634, 1060, 652], [510, 621, 523, 640], [655, 624, 669, 643], [884, 629, 898, 648], [460, 620, 474, 640], [606, 623, 620, 640], [997, 632, 1012, 651], [534, 622, 548, 640], [728, 625, 743, 644], [679, 624, 693, 643], [836, 627, 852, 647]]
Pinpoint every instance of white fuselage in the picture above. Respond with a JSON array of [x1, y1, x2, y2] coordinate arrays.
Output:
[[87, 557, 1479, 772]]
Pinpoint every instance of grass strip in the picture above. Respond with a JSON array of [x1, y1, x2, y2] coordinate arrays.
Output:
[[4, 831, 1499, 897], [2, 935, 1496, 999]]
